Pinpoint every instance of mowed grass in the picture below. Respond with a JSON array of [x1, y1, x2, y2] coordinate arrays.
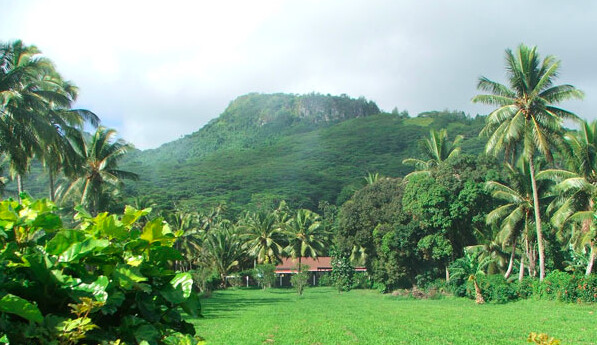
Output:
[[192, 287, 597, 345]]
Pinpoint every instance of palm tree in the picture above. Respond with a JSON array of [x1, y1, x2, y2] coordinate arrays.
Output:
[[364, 172, 381, 185], [37, 78, 99, 201], [202, 222, 244, 287], [168, 209, 203, 272], [240, 211, 286, 265], [538, 120, 597, 275], [450, 251, 493, 304], [0, 41, 62, 195], [402, 128, 463, 179], [284, 209, 327, 272], [0, 41, 99, 199], [486, 158, 549, 279], [472, 44, 584, 280], [58, 127, 138, 215]]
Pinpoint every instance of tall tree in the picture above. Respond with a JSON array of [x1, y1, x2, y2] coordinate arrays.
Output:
[[203, 222, 244, 287], [58, 127, 138, 215], [284, 209, 327, 272], [486, 159, 548, 279], [0, 40, 99, 199], [472, 44, 584, 280], [402, 128, 463, 179], [538, 120, 597, 275], [240, 211, 286, 265]]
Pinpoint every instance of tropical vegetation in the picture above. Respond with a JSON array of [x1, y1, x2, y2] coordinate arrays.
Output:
[[1, 39, 596, 344]]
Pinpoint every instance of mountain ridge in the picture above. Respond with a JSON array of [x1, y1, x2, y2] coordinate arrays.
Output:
[[122, 93, 486, 214]]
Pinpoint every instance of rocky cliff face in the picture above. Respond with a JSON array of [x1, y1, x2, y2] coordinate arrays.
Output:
[[294, 93, 380, 123]]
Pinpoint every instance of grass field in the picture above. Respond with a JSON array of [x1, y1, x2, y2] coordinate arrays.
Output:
[[192, 287, 596, 345]]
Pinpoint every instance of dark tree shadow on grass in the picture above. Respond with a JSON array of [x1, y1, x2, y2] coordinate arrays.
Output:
[[200, 289, 293, 319]]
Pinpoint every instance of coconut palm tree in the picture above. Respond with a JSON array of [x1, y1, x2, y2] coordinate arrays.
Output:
[[240, 211, 286, 265], [486, 158, 551, 279], [472, 44, 584, 280], [0, 41, 99, 199], [538, 120, 597, 275], [202, 222, 244, 287], [58, 127, 138, 215], [402, 128, 463, 179], [0, 41, 64, 195], [284, 209, 327, 272]]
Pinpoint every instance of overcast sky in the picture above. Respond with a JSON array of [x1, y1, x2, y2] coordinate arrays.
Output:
[[1, 0, 596, 149]]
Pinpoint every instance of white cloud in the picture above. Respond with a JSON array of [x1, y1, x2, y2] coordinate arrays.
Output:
[[1, 0, 595, 148]]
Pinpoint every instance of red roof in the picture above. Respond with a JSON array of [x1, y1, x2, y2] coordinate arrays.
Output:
[[275, 257, 366, 273]]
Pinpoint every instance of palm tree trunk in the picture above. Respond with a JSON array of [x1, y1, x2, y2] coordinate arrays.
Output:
[[518, 255, 525, 282], [48, 170, 55, 202], [445, 265, 450, 282], [504, 239, 517, 279], [16, 174, 23, 201], [586, 243, 595, 276], [528, 158, 546, 281], [473, 280, 485, 304]]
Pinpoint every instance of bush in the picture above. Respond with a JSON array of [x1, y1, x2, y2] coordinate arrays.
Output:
[[317, 273, 333, 287], [475, 275, 518, 304], [191, 267, 221, 293], [253, 264, 276, 289], [352, 272, 371, 289], [513, 277, 536, 300], [290, 265, 310, 295], [537, 271, 597, 303], [536, 270, 572, 301], [331, 255, 354, 292], [0, 196, 202, 344]]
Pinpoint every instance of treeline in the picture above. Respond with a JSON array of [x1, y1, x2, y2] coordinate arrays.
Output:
[[0, 40, 138, 215]]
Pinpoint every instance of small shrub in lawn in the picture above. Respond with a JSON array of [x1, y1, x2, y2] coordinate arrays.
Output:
[[227, 275, 243, 288], [191, 267, 221, 293], [331, 255, 354, 293], [253, 264, 276, 289], [290, 265, 310, 295]]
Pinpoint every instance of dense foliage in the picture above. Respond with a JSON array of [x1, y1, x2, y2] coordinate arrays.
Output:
[[0, 196, 202, 344]]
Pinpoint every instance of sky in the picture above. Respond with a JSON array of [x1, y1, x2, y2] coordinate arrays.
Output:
[[1, 0, 596, 149]]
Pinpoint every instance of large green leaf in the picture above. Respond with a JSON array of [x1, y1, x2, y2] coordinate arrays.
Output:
[[134, 324, 160, 345], [160, 285, 185, 304], [180, 293, 202, 318], [113, 264, 147, 290], [170, 273, 193, 298], [55, 237, 111, 263], [122, 205, 151, 227], [45, 230, 86, 255], [71, 276, 109, 302], [0, 293, 43, 324], [102, 290, 125, 315], [94, 213, 127, 240], [31, 212, 62, 230], [141, 218, 173, 245]]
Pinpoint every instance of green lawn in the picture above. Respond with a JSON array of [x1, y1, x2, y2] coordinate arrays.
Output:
[[192, 287, 596, 345]]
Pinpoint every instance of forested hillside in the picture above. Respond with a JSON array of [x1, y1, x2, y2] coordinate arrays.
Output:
[[120, 93, 486, 214]]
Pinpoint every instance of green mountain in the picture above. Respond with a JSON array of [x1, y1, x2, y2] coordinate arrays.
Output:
[[121, 93, 486, 214]]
